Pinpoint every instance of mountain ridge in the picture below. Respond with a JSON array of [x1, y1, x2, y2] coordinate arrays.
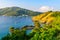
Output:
[[0, 7, 41, 16]]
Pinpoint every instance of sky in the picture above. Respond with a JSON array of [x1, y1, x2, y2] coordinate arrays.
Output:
[[0, 0, 60, 12]]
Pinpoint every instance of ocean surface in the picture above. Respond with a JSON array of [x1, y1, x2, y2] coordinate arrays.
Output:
[[0, 16, 34, 39]]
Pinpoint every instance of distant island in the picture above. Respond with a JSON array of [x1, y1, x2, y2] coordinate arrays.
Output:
[[0, 7, 41, 16]]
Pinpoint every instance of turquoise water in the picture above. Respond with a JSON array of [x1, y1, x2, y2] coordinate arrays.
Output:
[[0, 16, 34, 39]]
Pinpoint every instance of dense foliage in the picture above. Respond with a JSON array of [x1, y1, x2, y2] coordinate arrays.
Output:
[[1, 26, 35, 40], [30, 11, 60, 40], [2, 27, 28, 40]]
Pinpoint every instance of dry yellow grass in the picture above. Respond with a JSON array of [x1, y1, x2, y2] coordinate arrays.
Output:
[[32, 12, 55, 28], [46, 17, 55, 24], [41, 13, 53, 21], [32, 12, 49, 21]]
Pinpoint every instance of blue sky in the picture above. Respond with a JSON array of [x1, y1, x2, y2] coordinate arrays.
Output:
[[0, 0, 60, 12]]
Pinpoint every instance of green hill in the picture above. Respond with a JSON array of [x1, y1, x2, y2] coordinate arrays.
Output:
[[0, 7, 41, 16], [30, 11, 60, 40]]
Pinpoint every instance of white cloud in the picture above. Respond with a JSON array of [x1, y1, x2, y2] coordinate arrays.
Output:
[[39, 6, 54, 12]]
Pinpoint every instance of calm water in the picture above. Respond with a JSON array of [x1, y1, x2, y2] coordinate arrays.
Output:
[[0, 16, 34, 38]]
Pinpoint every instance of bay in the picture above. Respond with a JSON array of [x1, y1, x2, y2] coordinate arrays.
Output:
[[0, 16, 34, 38]]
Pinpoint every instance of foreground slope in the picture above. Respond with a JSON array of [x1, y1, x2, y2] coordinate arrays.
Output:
[[30, 11, 60, 40]]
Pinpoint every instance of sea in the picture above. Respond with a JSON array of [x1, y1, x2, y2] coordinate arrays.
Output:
[[0, 16, 34, 39]]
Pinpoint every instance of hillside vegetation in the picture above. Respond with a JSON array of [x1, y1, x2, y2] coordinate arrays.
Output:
[[32, 11, 54, 24], [31, 11, 60, 40]]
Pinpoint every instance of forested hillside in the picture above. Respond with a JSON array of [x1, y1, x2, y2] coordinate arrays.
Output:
[[31, 11, 60, 40]]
